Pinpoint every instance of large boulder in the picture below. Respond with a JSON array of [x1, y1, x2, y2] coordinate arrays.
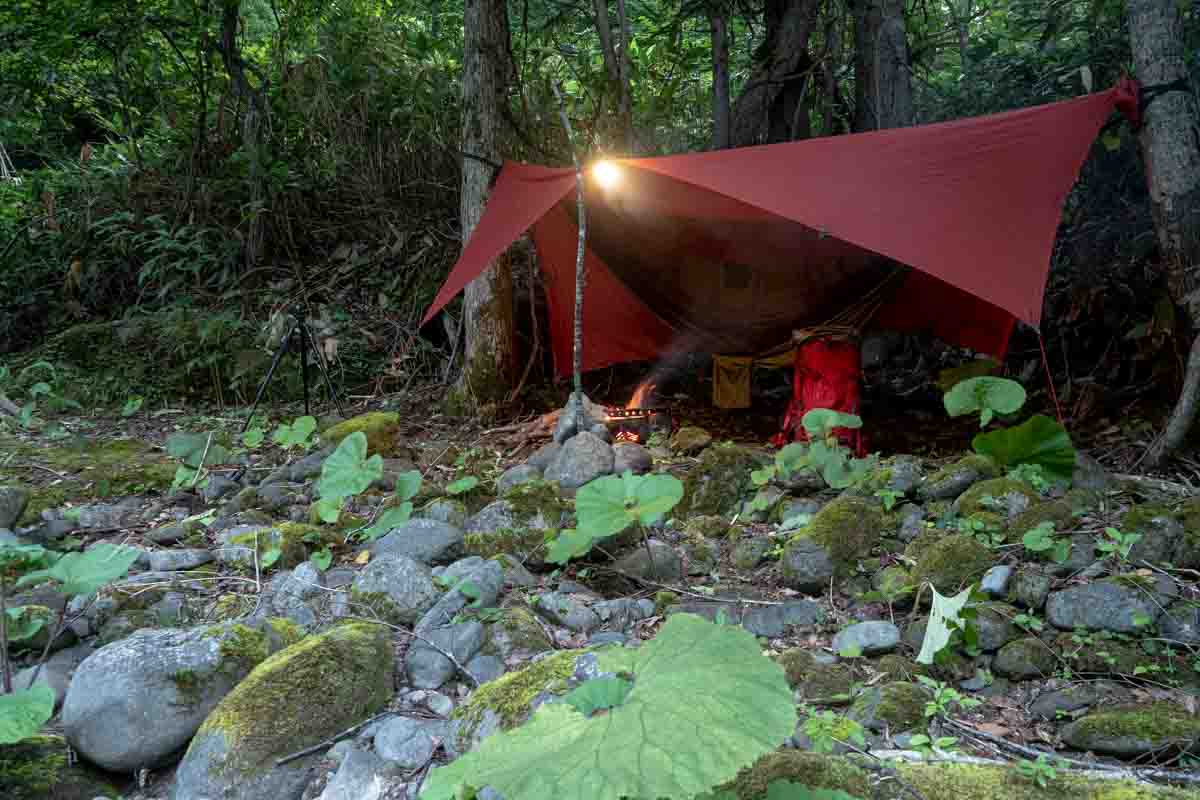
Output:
[[171, 622, 393, 800], [906, 534, 994, 594], [544, 431, 614, 490], [349, 554, 440, 626], [62, 620, 300, 773], [781, 496, 883, 593], [1061, 704, 1200, 758], [1045, 578, 1165, 634]]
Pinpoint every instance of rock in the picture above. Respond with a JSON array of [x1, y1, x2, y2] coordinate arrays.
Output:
[[552, 393, 608, 444], [848, 682, 925, 732], [1061, 704, 1200, 758], [832, 621, 900, 656], [668, 601, 822, 638], [494, 553, 537, 588], [202, 475, 241, 504], [593, 598, 655, 630], [531, 592, 600, 633], [1121, 505, 1184, 565], [12, 642, 94, 710], [613, 540, 684, 580], [62, 620, 298, 773], [259, 562, 325, 629], [589, 631, 627, 646], [465, 482, 564, 537], [375, 716, 449, 769], [0, 734, 121, 800], [682, 536, 721, 574], [1160, 601, 1200, 645], [418, 498, 469, 529], [742, 486, 785, 523], [349, 555, 440, 626], [147, 548, 213, 572], [682, 444, 765, 516], [781, 496, 884, 593], [318, 745, 399, 800], [0, 527, 20, 545], [405, 559, 503, 687], [918, 455, 999, 500], [973, 603, 1020, 651], [525, 442, 562, 471], [0, 485, 30, 528], [488, 608, 554, 659], [1011, 566, 1052, 610], [907, 534, 994, 593], [321, 412, 401, 457], [882, 456, 924, 495], [466, 654, 506, 684], [286, 446, 333, 483], [896, 504, 925, 543], [954, 478, 1039, 520], [732, 537, 771, 570], [671, 426, 712, 454], [369, 518, 464, 566], [496, 464, 542, 494], [256, 482, 305, 512], [1073, 451, 1112, 491], [145, 520, 199, 545], [992, 637, 1056, 679], [1045, 579, 1164, 633], [171, 622, 392, 800], [544, 431, 614, 490], [1030, 681, 1126, 720], [612, 442, 652, 474], [979, 565, 1013, 597]]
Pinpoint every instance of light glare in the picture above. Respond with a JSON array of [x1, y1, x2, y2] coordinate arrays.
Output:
[[592, 160, 621, 190]]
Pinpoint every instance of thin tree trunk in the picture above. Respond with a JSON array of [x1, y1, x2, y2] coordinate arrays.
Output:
[[459, 0, 514, 404], [1129, 0, 1200, 465], [852, 0, 913, 131], [551, 83, 587, 429], [616, 0, 634, 151], [591, 0, 634, 152], [710, 5, 731, 149]]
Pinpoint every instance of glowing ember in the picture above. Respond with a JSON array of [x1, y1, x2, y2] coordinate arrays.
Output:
[[615, 430, 641, 444], [627, 381, 657, 409]]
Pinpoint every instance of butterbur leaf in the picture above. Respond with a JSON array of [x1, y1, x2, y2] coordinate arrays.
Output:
[[395, 470, 422, 502], [5, 607, 47, 642], [419, 613, 796, 800], [944, 377, 1027, 426], [751, 468, 774, 487], [242, 428, 265, 448], [17, 542, 140, 596], [261, 547, 282, 569], [972, 415, 1076, 481], [917, 584, 972, 665], [315, 497, 342, 524], [316, 432, 383, 500], [0, 684, 56, 744], [630, 473, 684, 523], [311, 547, 333, 572], [165, 431, 231, 468], [364, 503, 413, 540], [775, 443, 809, 477], [545, 529, 596, 564], [564, 677, 633, 716], [446, 476, 480, 496], [801, 409, 862, 438]]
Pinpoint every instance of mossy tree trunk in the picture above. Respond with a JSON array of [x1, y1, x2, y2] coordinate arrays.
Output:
[[730, 0, 820, 147], [851, 0, 914, 131], [1129, 0, 1200, 465], [459, 0, 515, 405]]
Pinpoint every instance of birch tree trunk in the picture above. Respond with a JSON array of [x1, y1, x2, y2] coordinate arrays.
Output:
[[852, 0, 914, 131], [459, 0, 514, 404], [1128, 0, 1200, 465], [710, 4, 731, 149]]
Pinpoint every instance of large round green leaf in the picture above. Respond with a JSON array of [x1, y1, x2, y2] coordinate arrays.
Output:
[[17, 542, 140, 596], [419, 613, 796, 800], [315, 431, 384, 500], [0, 684, 55, 744], [944, 377, 1027, 427], [971, 414, 1076, 482]]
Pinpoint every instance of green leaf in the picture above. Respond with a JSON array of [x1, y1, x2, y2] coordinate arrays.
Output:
[[751, 468, 775, 487], [395, 470, 423, 502], [121, 396, 144, 417], [575, 472, 683, 538], [545, 529, 596, 564], [315, 497, 342, 524], [801, 409, 862, 438], [316, 432, 383, 500], [419, 613, 796, 800], [16, 543, 140, 596], [363, 503, 413, 540], [242, 427, 265, 448], [165, 431, 231, 469], [273, 416, 317, 448], [564, 677, 633, 716], [311, 547, 333, 572], [774, 443, 808, 477], [446, 476, 480, 496], [917, 585, 973, 665], [0, 684, 56, 744], [972, 415, 1076, 481], [261, 547, 282, 569], [944, 377, 1027, 426], [5, 606, 47, 642]]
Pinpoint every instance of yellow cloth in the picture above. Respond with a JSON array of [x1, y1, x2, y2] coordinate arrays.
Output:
[[712, 350, 795, 409]]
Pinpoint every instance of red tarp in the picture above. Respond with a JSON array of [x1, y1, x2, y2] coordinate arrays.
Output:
[[422, 86, 1133, 377]]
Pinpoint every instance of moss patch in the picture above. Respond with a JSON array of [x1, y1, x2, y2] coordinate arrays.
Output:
[[502, 480, 565, 525], [227, 524, 313, 571], [453, 649, 578, 732], [321, 412, 401, 457], [1009, 498, 1078, 543], [193, 621, 392, 774], [0, 735, 120, 800], [720, 752, 873, 800], [787, 496, 884, 574], [682, 443, 767, 517], [956, 477, 1040, 516], [464, 527, 547, 561], [908, 534, 994, 593], [898, 760, 1192, 799], [684, 515, 731, 540]]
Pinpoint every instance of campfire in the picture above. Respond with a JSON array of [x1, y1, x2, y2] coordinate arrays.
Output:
[[605, 382, 671, 444]]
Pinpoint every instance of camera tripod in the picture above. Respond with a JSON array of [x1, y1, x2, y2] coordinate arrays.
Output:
[[240, 306, 347, 435]]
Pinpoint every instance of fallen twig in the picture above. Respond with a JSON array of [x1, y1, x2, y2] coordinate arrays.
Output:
[[275, 711, 394, 766]]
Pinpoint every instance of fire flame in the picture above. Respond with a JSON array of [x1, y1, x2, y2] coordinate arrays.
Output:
[[615, 430, 641, 444], [627, 381, 656, 409]]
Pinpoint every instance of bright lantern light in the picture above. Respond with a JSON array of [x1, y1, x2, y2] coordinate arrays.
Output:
[[592, 160, 621, 190]]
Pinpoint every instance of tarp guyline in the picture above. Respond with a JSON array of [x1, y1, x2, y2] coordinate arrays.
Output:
[[422, 81, 1141, 378]]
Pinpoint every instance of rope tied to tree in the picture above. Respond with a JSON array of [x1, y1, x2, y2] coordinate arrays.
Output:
[[1109, 74, 1194, 133]]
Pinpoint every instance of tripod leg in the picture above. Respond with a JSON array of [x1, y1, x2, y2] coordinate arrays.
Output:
[[241, 332, 292, 434], [304, 322, 348, 419], [300, 326, 311, 417]]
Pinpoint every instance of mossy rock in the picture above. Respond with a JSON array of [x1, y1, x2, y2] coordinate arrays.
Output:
[[501, 480, 566, 525], [0, 735, 120, 800], [1062, 703, 1200, 758], [919, 454, 1000, 500], [788, 496, 885, 573], [174, 621, 392, 799], [778, 652, 857, 704], [849, 680, 926, 732], [721, 752, 1194, 799], [1052, 633, 1144, 676], [463, 527, 547, 563], [1008, 498, 1078, 544], [485, 606, 555, 659], [321, 412, 401, 457], [685, 515, 733, 540], [955, 477, 1040, 518], [226, 523, 330, 572], [682, 443, 768, 517], [873, 654, 927, 681], [908, 534, 995, 593]]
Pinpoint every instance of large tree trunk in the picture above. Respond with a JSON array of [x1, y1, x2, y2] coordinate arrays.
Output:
[[1129, 0, 1200, 465], [852, 0, 914, 131], [591, 0, 635, 152], [730, 0, 820, 147], [459, 0, 514, 405], [710, 5, 731, 149]]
